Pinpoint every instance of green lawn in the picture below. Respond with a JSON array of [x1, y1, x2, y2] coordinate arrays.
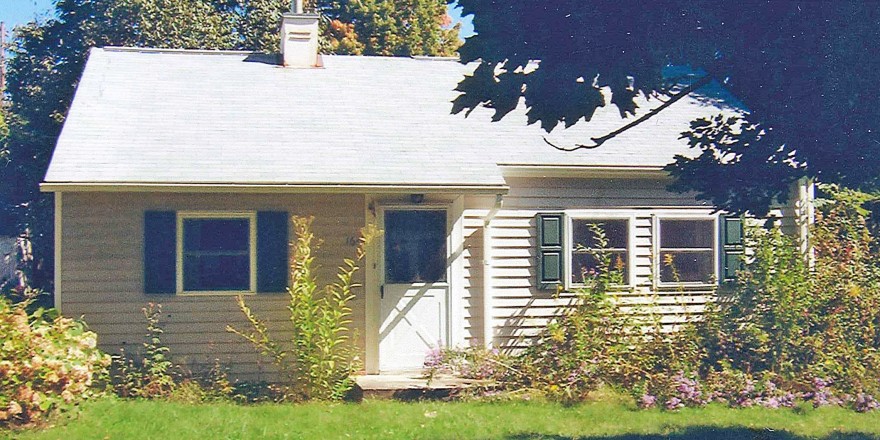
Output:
[[6, 397, 880, 440]]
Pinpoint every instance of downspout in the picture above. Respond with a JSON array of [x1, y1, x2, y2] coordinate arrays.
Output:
[[798, 178, 815, 267], [482, 193, 503, 348]]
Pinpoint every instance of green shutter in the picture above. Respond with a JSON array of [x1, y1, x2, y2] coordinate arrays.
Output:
[[721, 216, 745, 282], [144, 211, 176, 294], [257, 211, 289, 293], [536, 213, 565, 290]]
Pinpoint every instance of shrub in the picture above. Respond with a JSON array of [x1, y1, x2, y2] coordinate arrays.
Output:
[[695, 186, 880, 397], [112, 303, 242, 403], [228, 216, 378, 401], [111, 303, 176, 399], [0, 290, 110, 427], [505, 224, 638, 402]]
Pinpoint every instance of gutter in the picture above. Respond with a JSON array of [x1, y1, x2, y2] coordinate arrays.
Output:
[[499, 164, 671, 179]]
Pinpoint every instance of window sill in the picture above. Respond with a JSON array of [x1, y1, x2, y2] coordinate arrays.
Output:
[[656, 282, 718, 291], [566, 283, 635, 292], [178, 291, 258, 296]]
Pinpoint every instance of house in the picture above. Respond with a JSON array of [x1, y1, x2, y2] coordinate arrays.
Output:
[[41, 11, 812, 379]]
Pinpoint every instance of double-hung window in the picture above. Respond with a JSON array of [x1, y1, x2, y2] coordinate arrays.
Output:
[[177, 212, 257, 294], [657, 217, 717, 284], [569, 217, 631, 286]]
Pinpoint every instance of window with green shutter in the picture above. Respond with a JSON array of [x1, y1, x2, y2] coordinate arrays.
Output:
[[536, 213, 564, 290]]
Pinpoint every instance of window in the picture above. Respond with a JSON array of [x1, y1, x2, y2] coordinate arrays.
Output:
[[658, 218, 716, 284], [178, 213, 256, 293], [384, 210, 447, 283], [570, 218, 629, 285]]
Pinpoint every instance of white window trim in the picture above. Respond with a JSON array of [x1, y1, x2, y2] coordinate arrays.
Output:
[[652, 213, 720, 288], [176, 211, 258, 296], [565, 211, 637, 289]]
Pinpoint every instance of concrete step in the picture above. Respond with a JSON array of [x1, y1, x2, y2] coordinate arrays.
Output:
[[349, 374, 489, 401]]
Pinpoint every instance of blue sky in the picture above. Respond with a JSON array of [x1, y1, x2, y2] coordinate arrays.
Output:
[[0, 0, 55, 30], [0, 1, 473, 38]]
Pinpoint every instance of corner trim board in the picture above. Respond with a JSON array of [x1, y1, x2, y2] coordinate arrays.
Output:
[[54, 193, 62, 312]]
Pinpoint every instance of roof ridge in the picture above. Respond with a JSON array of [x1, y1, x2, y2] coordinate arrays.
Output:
[[101, 46, 257, 56], [99, 47, 460, 62]]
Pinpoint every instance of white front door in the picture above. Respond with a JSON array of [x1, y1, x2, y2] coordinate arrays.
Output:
[[379, 209, 449, 373]]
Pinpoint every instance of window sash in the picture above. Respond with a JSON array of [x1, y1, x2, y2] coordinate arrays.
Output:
[[567, 216, 633, 287], [656, 217, 717, 285], [176, 212, 257, 295]]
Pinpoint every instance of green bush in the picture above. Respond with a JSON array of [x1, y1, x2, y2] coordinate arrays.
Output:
[[696, 185, 880, 397], [228, 216, 378, 401], [111, 304, 177, 399], [0, 291, 110, 426]]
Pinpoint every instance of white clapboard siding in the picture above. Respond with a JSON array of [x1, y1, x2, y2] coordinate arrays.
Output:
[[61, 192, 367, 379], [483, 176, 723, 351]]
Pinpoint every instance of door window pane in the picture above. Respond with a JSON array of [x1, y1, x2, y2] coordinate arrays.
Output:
[[385, 210, 447, 283], [182, 218, 251, 291]]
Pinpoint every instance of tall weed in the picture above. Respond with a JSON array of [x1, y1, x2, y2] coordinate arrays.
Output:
[[228, 216, 378, 401]]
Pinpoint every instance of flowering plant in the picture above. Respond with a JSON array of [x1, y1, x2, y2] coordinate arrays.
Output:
[[0, 290, 110, 426]]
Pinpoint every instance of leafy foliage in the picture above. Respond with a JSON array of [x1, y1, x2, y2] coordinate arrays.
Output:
[[228, 216, 378, 401], [111, 304, 177, 399], [320, 0, 460, 56], [0, 291, 110, 427], [453, 1, 880, 215]]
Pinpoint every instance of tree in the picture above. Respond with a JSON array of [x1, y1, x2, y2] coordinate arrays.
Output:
[[320, 0, 460, 56], [452, 1, 880, 215], [0, 0, 459, 291], [220, 0, 460, 56]]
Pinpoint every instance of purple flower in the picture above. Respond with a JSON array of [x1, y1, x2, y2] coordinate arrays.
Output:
[[640, 394, 657, 408], [854, 393, 879, 412], [665, 397, 683, 410]]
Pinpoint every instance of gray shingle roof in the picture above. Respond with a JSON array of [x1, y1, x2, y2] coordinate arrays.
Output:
[[43, 47, 740, 189]]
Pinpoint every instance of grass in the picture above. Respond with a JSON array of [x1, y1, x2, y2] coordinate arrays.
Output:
[[5, 396, 880, 440]]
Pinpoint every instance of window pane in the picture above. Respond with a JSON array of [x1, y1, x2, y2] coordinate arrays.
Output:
[[572, 219, 627, 249], [660, 251, 714, 283], [571, 250, 628, 284], [385, 210, 447, 283], [660, 220, 713, 248], [184, 254, 250, 291], [184, 219, 249, 251]]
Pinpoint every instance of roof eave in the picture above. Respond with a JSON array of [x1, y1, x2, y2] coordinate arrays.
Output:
[[39, 181, 510, 195], [499, 164, 672, 179]]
